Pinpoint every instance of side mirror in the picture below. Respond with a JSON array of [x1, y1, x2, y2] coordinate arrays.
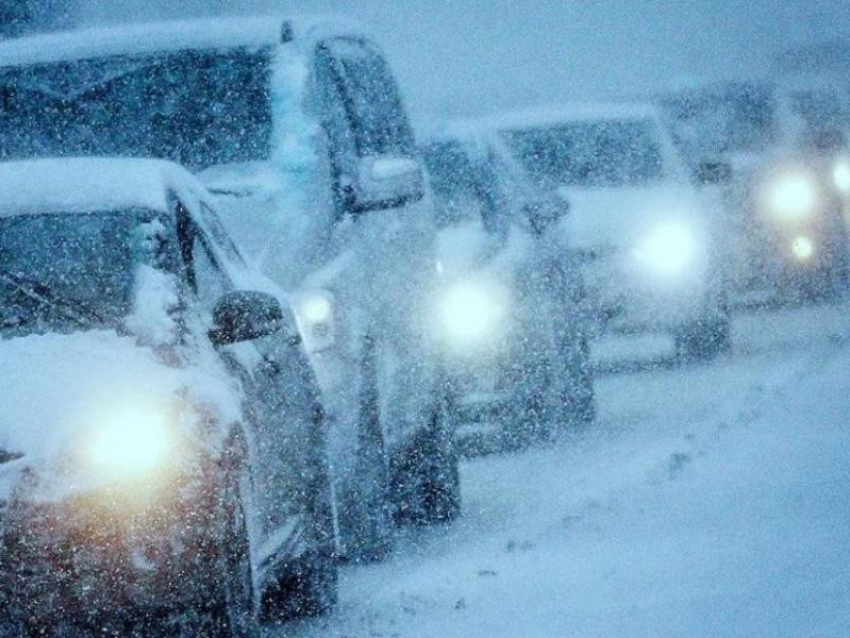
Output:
[[523, 196, 569, 236], [695, 160, 733, 186], [209, 291, 283, 345], [347, 155, 425, 213]]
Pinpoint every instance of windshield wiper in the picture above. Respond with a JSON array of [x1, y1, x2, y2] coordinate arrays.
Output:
[[0, 270, 104, 327]]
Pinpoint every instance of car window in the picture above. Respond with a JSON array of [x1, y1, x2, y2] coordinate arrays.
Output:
[[503, 119, 665, 189], [321, 38, 415, 157], [0, 209, 168, 336], [199, 201, 245, 267], [0, 47, 274, 170], [175, 202, 229, 313]]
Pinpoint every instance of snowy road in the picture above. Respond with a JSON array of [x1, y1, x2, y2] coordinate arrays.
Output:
[[277, 301, 850, 638]]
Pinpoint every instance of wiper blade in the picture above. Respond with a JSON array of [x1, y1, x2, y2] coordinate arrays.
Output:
[[0, 270, 104, 327]]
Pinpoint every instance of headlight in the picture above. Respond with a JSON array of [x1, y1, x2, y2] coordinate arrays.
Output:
[[295, 291, 335, 350], [765, 172, 818, 221], [85, 401, 179, 483], [300, 294, 332, 325], [791, 235, 814, 261], [633, 221, 698, 279], [833, 161, 850, 193], [439, 280, 507, 349]]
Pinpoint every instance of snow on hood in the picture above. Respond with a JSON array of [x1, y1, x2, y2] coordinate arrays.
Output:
[[0, 330, 241, 503], [0, 158, 195, 218], [556, 183, 709, 252]]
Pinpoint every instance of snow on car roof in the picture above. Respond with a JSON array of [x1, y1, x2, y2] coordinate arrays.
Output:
[[0, 14, 366, 68], [475, 103, 665, 133], [0, 158, 200, 217]]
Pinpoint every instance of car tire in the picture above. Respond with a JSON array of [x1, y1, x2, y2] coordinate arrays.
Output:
[[214, 467, 257, 638], [558, 334, 596, 429], [675, 314, 732, 361], [195, 458, 257, 638], [259, 552, 338, 622], [336, 335, 394, 562], [260, 409, 339, 621], [391, 380, 461, 526]]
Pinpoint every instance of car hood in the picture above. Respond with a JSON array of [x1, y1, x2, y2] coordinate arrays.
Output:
[[555, 183, 709, 252], [0, 330, 241, 503]]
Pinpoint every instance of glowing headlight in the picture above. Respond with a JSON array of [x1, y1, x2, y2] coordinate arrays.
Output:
[[791, 236, 814, 261], [833, 161, 850, 193], [766, 173, 818, 221], [86, 403, 175, 481], [633, 221, 697, 278], [440, 280, 507, 348], [300, 294, 332, 325], [295, 292, 335, 349]]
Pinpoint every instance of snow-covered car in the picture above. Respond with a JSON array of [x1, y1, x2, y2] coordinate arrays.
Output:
[[661, 79, 850, 302], [485, 104, 732, 359], [0, 159, 337, 636], [0, 15, 458, 562], [422, 126, 595, 447]]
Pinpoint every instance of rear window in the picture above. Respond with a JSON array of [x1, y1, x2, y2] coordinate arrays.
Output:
[[0, 46, 273, 170]]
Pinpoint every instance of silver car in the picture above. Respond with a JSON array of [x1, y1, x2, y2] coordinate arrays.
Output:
[[0, 158, 335, 636], [423, 126, 595, 450]]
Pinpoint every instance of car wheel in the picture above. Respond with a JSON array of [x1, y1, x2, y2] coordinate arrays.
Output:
[[336, 335, 394, 562], [675, 315, 732, 361], [391, 381, 461, 526], [259, 552, 338, 622], [214, 468, 256, 638], [555, 334, 596, 430], [260, 413, 339, 621], [195, 462, 256, 638]]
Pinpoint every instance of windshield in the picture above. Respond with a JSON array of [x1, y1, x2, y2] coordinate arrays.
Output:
[[503, 119, 665, 189], [665, 84, 779, 158], [787, 89, 846, 127], [0, 210, 170, 336], [0, 47, 273, 170]]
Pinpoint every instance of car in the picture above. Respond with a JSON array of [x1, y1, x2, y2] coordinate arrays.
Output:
[[0, 158, 337, 636], [478, 104, 732, 360], [422, 125, 595, 449], [0, 15, 459, 562], [661, 79, 850, 303]]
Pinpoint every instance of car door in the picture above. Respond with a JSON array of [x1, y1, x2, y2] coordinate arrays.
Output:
[[174, 198, 326, 579]]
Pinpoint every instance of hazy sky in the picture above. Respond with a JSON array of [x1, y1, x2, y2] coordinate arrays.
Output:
[[78, 1, 850, 126]]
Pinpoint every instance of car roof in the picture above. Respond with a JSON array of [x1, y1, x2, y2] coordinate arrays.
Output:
[[0, 157, 204, 218], [474, 103, 664, 133], [0, 14, 367, 68]]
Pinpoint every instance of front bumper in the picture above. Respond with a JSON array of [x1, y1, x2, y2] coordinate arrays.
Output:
[[0, 481, 222, 628], [728, 226, 848, 304], [582, 248, 718, 335]]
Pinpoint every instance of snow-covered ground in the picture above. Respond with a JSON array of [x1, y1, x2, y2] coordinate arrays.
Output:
[[277, 299, 850, 638]]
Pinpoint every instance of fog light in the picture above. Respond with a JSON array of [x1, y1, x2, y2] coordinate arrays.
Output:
[[792, 236, 814, 261]]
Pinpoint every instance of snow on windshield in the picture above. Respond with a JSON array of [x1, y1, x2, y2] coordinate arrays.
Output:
[[503, 119, 665, 189], [0, 210, 167, 335], [0, 47, 273, 169]]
